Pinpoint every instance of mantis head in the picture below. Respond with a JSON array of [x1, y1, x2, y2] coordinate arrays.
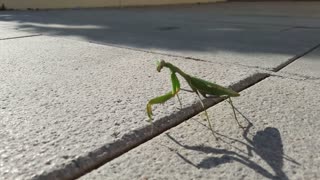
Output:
[[156, 60, 166, 72]]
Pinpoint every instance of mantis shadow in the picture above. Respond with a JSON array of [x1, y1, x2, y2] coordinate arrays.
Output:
[[165, 108, 300, 180]]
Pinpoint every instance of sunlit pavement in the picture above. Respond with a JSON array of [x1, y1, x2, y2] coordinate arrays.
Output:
[[1, 2, 320, 179]]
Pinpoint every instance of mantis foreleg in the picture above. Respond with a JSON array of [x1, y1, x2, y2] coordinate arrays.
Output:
[[171, 72, 182, 109], [147, 92, 175, 121], [146, 72, 182, 121]]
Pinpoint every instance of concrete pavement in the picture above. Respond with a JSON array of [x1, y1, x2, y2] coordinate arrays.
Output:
[[1, 2, 320, 70], [81, 76, 320, 180], [0, 1, 320, 179], [0, 35, 265, 180]]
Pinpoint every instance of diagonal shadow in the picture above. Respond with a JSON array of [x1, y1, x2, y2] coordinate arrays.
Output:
[[166, 130, 279, 179], [165, 107, 300, 180], [1, 4, 319, 57]]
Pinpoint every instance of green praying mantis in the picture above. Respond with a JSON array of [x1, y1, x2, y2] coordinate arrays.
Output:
[[146, 60, 248, 138]]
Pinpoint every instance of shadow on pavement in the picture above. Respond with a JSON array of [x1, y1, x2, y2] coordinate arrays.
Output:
[[165, 108, 300, 180], [1, 3, 320, 56]]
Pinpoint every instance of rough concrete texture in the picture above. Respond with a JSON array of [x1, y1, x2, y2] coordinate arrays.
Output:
[[1, 2, 320, 179], [0, 23, 38, 39], [0, 35, 263, 179], [281, 46, 320, 80], [81, 76, 320, 180], [1, 2, 320, 70]]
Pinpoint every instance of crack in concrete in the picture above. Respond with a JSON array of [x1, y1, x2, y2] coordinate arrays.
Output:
[[0, 34, 42, 41]]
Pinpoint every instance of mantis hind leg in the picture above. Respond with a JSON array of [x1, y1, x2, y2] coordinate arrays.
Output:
[[227, 97, 245, 129], [195, 92, 218, 140], [176, 93, 183, 109]]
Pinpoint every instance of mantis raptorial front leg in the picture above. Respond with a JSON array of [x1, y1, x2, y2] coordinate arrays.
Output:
[[146, 60, 242, 137], [146, 71, 181, 121]]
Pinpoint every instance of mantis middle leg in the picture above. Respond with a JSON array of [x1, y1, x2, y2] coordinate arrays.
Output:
[[194, 91, 218, 140]]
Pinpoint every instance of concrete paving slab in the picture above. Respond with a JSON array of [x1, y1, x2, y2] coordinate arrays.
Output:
[[0, 35, 264, 179], [0, 19, 38, 39], [281, 46, 320, 79], [1, 2, 320, 70], [81, 76, 320, 180]]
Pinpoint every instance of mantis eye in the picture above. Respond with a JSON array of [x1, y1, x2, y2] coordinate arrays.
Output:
[[157, 60, 165, 72]]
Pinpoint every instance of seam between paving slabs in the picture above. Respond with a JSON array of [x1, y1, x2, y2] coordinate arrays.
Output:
[[33, 72, 269, 180], [76, 38, 320, 72], [33, 39, 320, 180], [0, 34, 42, 41], [272, 42, 320, 72], [37, 35, 319, 72], [85, 40, 209, 63]]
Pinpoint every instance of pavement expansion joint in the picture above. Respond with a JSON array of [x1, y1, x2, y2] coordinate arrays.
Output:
[[269, 72, 320, 83], [88, 39, 273, 72], [31, 34, 319, 179], [68, 43, 320, 178], [86, 39, 210, 63], [43, 35, 319, 74], [0, 34, 42, 41], [272, 42, 320, 72], [4, 34, 318, 180], [34, 72, 269, 180]]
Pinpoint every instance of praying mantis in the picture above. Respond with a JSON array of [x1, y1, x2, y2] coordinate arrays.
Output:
[[146, 60, 247, 138]]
